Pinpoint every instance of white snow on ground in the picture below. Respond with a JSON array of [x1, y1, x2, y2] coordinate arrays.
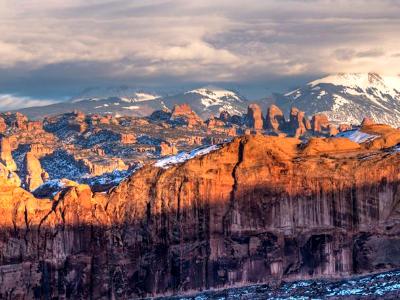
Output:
[[123, 105, 140, 110], [316, 90, 327, 99], [155, 145, 221, 169], [32, 179, 67, 197], [284, 88, 300, 96], [336, 129, 379, 143], [332, 94, 350, 110], [133, 92, 158, 102], [392, 145, 400, 152]]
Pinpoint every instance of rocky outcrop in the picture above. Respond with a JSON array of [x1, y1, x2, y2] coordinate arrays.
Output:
[[0, 117, 6, 133], [206, 116, 225, 129], [265, 104, 285, 131], [0, 162, 21, 186], [288, 107, 309, 137], [159, 141, 178, 156], [171, 104, 203, 128], [79, 157, 127, 176], [24, 152, 46, 191], [29, 143, 53, 157], [26, 121, 43, 131], [361, 117, 375, 126], [0, 137, 17, 171], [339, 123, 352, 132], [311, 113, 330, 133], [219, 110, 231, 122], [302, 137, 361, 155], [119, 133, 136, 144], [246, 104, 264, 130], [361, 124, 400, 150], [1, 134, 400, 298]]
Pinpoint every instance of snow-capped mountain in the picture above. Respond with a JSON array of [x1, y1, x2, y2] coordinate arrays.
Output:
[[14, 95, 167, 119], [162, 87, 247, 119], [13, 86, 248, 120], [71, 86, 160, 103], [277, 73, 400, 126]]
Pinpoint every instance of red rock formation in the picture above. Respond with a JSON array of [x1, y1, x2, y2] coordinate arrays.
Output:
[[2, 134, 400, 298], [29, 143, 53, 157], [171, 104, 203, 128], [265, 104, 285, 131], [246, 104, 264, 130], [68, 120, 88, 133], [0, 162, 21, 186], [361, 124, 400, 150], [120, 133, 136, 144], [0, 117, 6, 133], [159, 141, 178, 156], [328, 124, 339, 136], [288, 107, 308, 137], [79, 157, 128, 176], [302, 137, 361, 155], [311, 113, 330, 133], [11, 112, 29, 130], [361, 117, 375, 126], [26, 121, 43, 131], [0, 137, 17, 171], [24, 152, 45, 191], [339, 123, 352, 132], [206, 116, 225, 129]]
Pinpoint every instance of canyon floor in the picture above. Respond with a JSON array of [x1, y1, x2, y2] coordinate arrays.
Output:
[[151, 269, 400, 299]]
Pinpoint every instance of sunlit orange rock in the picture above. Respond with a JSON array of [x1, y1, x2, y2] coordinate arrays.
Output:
[[246, 104, 264, 130], [0, 137, 17, 171], [265, 104, 285, 131]]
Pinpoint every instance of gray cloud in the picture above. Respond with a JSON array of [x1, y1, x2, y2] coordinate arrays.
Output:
[[0, 0, 399, 103]]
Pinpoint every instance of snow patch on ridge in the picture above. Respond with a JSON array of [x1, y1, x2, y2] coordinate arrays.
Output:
[[155, 145, 221, 169], [336, 129, 378, 143]]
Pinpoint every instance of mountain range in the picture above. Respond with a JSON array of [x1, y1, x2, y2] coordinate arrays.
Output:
[[276, 73, 400, 126], [7, 73, 400, 126]]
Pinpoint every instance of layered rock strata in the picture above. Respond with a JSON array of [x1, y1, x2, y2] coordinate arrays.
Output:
[[1, 133, 400, 298]]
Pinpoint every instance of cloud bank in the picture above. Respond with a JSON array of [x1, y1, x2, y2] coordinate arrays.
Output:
[[0, 0, 399, 102]]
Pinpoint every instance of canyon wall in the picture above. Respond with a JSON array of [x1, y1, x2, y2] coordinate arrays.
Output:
[[1, 135, 400, 299]]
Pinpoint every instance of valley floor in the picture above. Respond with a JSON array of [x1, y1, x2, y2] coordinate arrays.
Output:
[[151, 269, 400, 299]]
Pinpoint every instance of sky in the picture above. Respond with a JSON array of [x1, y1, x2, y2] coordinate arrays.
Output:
[[0, 0, 399, 110]]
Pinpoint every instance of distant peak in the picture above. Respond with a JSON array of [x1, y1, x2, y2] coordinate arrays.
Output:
[[308, 72, 400, 90], [185, 87, 241, 100]]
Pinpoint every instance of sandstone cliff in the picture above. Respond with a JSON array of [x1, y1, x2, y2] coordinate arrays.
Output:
[[1, 134, 400, 298]]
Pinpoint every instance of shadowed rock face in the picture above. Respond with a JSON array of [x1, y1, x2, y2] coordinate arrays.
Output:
[[1, 135, 400, 298]]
